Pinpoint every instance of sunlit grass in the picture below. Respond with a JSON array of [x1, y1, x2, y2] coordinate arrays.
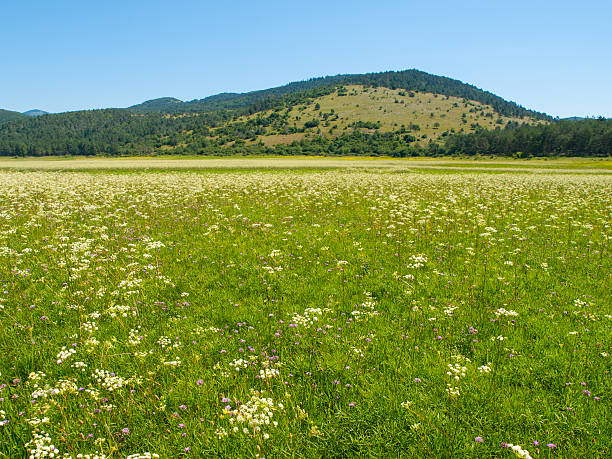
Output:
[[238, 85, 544, 146], [0, 164, 610, 457]]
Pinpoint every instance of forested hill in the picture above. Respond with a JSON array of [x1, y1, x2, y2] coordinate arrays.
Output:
[[0, 69, 609, 157], [129, 69, 550, 120], [0, 109, 26, 124]]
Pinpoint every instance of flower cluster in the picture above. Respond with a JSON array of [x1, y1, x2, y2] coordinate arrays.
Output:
[[351, 292, 378, 321], [56, 346, 76, 365], [291, 307, 332, 327], [24, 430, 60, 457], [504, 442, 533, 459], [91, 369, 127, 391], [446, 355, 470, 397], [225, 390, 283, 439], [406, 254, 428, 269], [495, 308, 519, 317]]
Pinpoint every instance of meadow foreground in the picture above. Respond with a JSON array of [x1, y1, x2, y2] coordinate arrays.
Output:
[[0, 160, 610, 457]]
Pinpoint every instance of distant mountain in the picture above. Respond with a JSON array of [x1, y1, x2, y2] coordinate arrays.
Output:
[[0, 109, 27, 124], [24, 109, 49, 117], [562, 116, 610, 122]]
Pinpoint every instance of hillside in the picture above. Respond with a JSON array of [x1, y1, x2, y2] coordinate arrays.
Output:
[[129, 69, 549, 120], [1, 69, 609, 157], [0, 109, 26, 124], [225, 85, 542, 148], [129, 97, 183, 112]]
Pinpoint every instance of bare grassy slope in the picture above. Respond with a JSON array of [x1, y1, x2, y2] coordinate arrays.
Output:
[[229, 86, 544, 146]]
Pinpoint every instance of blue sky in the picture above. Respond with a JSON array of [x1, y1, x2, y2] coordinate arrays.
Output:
[[1, 0, 610, 117]]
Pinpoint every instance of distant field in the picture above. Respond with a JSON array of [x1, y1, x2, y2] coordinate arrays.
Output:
[[0, 161, 610, 457], [0, 156, 609, 173]]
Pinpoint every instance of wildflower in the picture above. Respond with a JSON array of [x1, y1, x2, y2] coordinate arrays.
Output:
[[475, 436, 483, 443], [215, 427, 228, 438]]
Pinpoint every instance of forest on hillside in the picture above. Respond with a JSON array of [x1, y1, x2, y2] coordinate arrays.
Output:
[[0, 69, 608, 158], [129, 70, 550, 120], [0, 111, 609, 157]]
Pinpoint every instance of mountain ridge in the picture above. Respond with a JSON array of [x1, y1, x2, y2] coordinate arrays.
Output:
[[127, 69, 551, 120]]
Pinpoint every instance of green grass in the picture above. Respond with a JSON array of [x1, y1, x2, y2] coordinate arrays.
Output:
[[0, 156, 610, 173], [150, 85, 545, 154], [237, 85, 543, 146], [0, 161, 610, 458]]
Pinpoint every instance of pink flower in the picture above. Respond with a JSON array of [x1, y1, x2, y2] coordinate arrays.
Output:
[[475, 436, 483, 443]]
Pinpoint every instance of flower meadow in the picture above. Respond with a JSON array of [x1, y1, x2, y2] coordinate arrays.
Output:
[[0, 162, 610, 458]]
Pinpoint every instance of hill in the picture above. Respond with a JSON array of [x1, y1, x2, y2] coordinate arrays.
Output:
[[0, 69, 609, 157], [128, 97, 183, 112], [128, 69, 550, 121], [224, 85, 542, 148], [24, 109, 49, 117], [0, 109, 26, 124]]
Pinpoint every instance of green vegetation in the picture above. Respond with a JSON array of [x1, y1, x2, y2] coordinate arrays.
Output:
[[444, 118, 612, 157], [246, 86, 538, 147], [128, 69, 548, 120], [0, 109, 26, 124], [0, 70, 609, 158], [0, 163, 610, 457]]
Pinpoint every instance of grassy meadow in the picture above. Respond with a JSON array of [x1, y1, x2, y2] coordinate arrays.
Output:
[[0, 158, 610, 458], [234, 86, 543, 147]]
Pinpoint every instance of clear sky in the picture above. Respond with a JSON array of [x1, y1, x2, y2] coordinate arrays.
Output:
[[1, 0, 610, 117]]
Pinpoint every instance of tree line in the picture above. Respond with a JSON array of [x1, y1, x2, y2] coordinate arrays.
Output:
[[0, 103, 608, 158]]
